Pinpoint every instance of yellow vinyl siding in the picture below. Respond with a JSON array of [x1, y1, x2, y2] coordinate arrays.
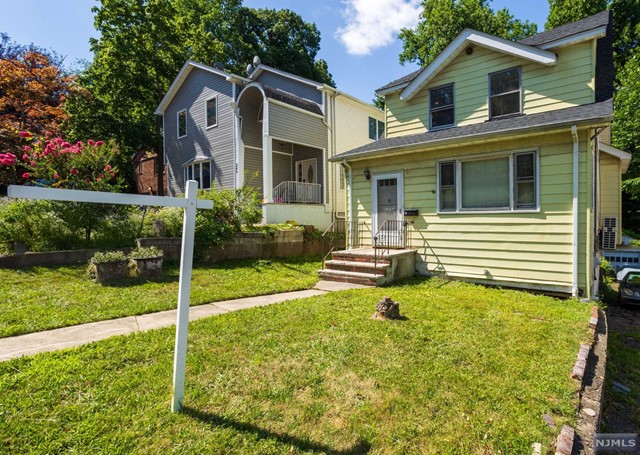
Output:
[[350, 129, 593, 294], [599, 152, 621, 240], [385, 41, 595, 138]]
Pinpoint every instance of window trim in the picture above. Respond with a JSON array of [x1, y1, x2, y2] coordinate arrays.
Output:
[[205, 96, 218, 129], [182, 159, 213, 190], [429, 83, 455, 130], [436, 148, 539, 214], [177, 109, 187, 138], [368, 117, 385, 140], [488, 67, 522, 120]]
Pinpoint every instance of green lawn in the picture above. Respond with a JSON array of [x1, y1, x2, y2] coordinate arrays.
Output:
[[0, 257, 321, 338], [0, 278, 592, 454]]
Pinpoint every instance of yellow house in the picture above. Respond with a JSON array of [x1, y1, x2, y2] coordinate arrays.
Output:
[[326, 11, 630, 298]]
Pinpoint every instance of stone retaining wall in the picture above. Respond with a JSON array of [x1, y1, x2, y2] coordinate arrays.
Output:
[[0, 231, 333, 268]]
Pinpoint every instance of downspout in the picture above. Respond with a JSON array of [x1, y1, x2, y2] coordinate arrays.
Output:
[[341, 159, 352, 247], [232, 82, 237, 189], [571, 125, 579, 297]]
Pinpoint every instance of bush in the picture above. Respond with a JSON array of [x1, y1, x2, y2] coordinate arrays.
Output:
[[129, 246, 163, 259], [91, 250, 127, 264]]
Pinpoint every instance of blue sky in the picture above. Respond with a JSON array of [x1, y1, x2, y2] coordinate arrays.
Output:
[[0, 0, 549, 103]]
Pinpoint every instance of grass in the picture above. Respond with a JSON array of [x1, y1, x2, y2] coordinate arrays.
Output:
[[0, 278, 592, 454], [0, 256, 321, 338]]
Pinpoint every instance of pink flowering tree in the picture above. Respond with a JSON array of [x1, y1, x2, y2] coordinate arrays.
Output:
[[1, 131, 126, 242]]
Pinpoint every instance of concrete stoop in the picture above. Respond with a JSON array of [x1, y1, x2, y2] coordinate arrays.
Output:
[[318, 248, 417, 286]]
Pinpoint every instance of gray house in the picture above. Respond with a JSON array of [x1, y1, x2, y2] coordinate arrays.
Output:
[[155, 60, 384, 228]]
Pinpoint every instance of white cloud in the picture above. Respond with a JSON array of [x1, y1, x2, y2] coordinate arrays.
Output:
[[336, 0, 422, 55]]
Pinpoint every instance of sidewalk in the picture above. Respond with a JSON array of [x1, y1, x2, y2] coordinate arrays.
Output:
[[0, 281, 367, 362]]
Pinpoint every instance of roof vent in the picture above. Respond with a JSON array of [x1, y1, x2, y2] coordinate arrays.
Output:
[[466, 46, 473, 55], [252, 55, 261, 67], [246, 63, 254, 76], [213, 61, 225, 71]]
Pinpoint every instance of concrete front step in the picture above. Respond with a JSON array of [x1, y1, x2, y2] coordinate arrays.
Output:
[[323, 259, 390, 274], [330, 252, 390, 264], [317, 269, 383, 286]]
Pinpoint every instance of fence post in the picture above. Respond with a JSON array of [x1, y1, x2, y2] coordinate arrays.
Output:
[[171, 180, 198, 412]]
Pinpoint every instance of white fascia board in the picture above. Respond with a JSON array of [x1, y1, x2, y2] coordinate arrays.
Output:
[[537, 25, 607, 50], [155, 60, 249, 115], [600, 143, 632, 173], [250, 64, 324, 90], [376, 83, 410, 96], [401, 29, 557, 101]]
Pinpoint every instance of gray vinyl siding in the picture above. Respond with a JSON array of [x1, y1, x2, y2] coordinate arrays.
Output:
[[255, 71, 323, 105], [164, 68, 235, 195], [269, 103, 328, 149], [244, 147, 263, 193], [272, 152, 293, 186]]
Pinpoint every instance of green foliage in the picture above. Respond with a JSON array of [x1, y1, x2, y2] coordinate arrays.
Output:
[[141, 206, 184, 237], [90, 250, 127, 264], [545, 0, 608, 29], [129, 246, 163, 259], [398, 0, 538, 66]]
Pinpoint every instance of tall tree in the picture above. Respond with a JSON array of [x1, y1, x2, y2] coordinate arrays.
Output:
[[398, 0, 538, 66], [546, 0, 608, 29], [0, 50, 72, 153]]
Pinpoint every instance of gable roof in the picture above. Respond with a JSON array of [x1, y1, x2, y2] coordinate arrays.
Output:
[[377, 10, 611, 98], [600, 143, 632, 173], [155, 60, 248, 115], [330, 99, 613, 162], [519, 10, 610, 48], [249, 64, 325, 90], [397, 30, 556, 101], [262, 85, 323, 115]]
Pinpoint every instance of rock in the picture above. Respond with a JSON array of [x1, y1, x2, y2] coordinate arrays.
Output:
[[582, 408, 596, 417], [372, 296, 401, 320], [543, 413, 556, 429]]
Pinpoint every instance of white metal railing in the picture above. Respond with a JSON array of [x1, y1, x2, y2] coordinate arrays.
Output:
[[272, 181, 322, 204]]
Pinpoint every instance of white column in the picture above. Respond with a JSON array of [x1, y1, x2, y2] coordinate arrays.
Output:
[[171, 180, 198, 412], [262, 101, 273, 204]]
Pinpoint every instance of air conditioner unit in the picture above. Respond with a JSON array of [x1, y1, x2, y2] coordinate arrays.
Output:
[[602, 217, 618, 250]]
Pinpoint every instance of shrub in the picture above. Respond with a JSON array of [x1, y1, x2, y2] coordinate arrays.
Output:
[[91, 250, 127, 264], [129, 246, 163, 259]]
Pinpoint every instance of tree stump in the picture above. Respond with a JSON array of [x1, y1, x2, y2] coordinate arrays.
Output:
[[372, 296, 401, 320]]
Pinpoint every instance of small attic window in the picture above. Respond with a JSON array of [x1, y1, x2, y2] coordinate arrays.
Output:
[[430, 83, 454, 129]]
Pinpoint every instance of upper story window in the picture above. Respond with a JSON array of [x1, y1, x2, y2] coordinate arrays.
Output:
[[206, 96, 217, 128], [489, 67, 521, 119], [369, 117, 385, 140], [177, 109, 187, 138], [430, 83, 454, 129], [437, 150, 538, 213]]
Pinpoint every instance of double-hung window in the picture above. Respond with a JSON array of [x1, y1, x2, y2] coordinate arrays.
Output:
[[206, 96, 217, 128], [430, 83, 454, 129], [438, 150, 538, 212], [489, 67, 521, 119], [177, 109, 187, 138], [184, 160, 212, 190], [369, 117, 385, 140]]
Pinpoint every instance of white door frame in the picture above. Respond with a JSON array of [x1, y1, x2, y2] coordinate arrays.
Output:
[[371, 171, 404, 236], [296, 158, 317, 183]]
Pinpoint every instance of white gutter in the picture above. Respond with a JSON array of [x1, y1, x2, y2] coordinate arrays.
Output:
[[571, 125, 579, 297], [232, 82, 237, 189], [341, 160, 352, 246]]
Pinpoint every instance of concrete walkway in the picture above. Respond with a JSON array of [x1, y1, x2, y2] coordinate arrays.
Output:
[[0, 281, 368, 362]]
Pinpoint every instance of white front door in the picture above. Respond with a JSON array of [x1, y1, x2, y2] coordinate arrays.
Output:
[[296, 159, 317, 184], [372, 172, 404, 246]]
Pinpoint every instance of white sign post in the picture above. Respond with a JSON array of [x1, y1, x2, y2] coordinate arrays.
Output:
[[7, 180, 212, 412]]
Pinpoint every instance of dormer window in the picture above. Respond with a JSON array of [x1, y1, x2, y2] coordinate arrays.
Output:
[[430, 83, 454, 129], [489, 67, 521, 119]]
